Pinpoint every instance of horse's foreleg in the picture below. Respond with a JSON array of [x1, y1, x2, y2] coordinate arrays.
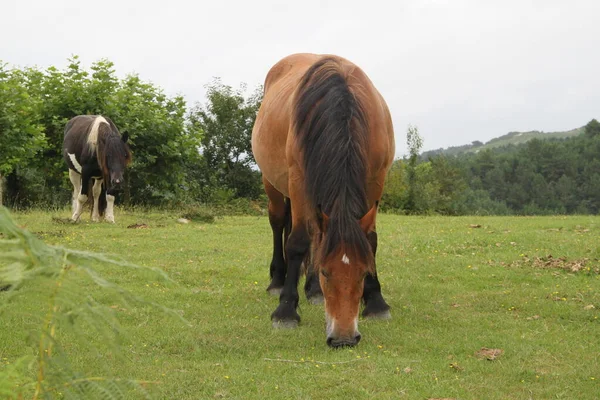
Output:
[[91, 179, 103, 222], [271, 174, 310, 328], [362, 230, 391, 319], [271, 225, 309, 328], [71, 168, 90, 222], [68, 169, 81, 215], [105, 191, 115, 223]]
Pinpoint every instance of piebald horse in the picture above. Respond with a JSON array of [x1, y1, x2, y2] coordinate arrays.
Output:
[[63, 115, 131, 223], [252, 53, 395, 347]]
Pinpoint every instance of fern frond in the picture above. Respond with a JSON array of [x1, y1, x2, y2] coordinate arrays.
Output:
[[0, 207, 185, 399]]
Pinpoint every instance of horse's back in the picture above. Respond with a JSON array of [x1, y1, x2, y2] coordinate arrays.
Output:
[[252, 53, 394, 198], [252, 54, 320, 196], [63, 115, 115, 168]]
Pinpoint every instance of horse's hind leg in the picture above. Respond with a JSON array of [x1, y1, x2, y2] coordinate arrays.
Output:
[[70, 168, 90, 222], [362, 230, 391, 319], [91, 178, 103, 222], [304, 261, 323, 304], [68, 169, 81, 215], [264, 178, 287, 296]]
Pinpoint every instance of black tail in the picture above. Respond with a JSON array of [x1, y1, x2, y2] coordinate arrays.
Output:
[[293, 57, 371, 261]]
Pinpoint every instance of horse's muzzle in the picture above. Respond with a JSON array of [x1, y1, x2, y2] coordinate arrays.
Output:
[[326, 333, 361, 348], [110, 179, 123, 189]]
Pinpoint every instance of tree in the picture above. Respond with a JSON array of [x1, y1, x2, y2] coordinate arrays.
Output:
[[405, 124, 423, 212], [381, 160, 407, 211], [6, 57, 119, 206], [428, 156, 467, 213], [0, 63, 45, 206], [107, 74, 198, 205], [188, 79, 263, 201], [2, 57, 199, 207], [584, 119, 600, 137]]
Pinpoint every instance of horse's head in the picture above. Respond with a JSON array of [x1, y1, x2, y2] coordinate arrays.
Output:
[[103, 132, 131, 192], [314, 203, 377, 348]]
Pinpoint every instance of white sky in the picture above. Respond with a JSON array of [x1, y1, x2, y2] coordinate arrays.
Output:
[[2, 0, 599, 156]]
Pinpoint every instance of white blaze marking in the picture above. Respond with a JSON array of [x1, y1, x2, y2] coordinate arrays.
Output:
[[68, 153, 82, 173], [341, 254, 350, 264], [87, 116, 109, 151]]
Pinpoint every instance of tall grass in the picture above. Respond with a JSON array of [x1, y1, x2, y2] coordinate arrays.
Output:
[[0, 207, 182, 399]]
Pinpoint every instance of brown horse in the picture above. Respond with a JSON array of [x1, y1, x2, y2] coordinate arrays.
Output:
[[252, 53, 395, 347]]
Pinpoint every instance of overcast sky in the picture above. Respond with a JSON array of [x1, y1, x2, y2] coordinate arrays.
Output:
[[3, 0, 599, 156]]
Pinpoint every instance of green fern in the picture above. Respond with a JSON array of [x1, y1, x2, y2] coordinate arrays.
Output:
[[0, 207, 185, 399]]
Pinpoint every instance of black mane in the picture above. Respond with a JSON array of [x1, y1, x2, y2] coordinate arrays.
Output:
[[294, 58, 372, 263]]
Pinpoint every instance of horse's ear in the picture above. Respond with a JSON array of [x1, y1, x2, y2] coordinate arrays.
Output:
[[121, 132, 129, 143], [316, 204, 329, 233], [359, 201, 378, 234]]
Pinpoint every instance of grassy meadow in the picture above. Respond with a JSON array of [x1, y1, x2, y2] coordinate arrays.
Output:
[[1, 209, 599, 399]]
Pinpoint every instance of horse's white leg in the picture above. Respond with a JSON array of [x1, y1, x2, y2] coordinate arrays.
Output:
[[68, 169, 81, 215], [105, 194, 115, 223], [91, 178, 103, 222]]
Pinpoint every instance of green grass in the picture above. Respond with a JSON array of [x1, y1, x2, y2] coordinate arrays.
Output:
[[2, 209, 600, 399]]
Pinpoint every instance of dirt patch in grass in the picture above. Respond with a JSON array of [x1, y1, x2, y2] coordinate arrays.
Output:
[[501, 255, 600, 274], [34, 230, 67, 239], [475, 347, 503, 361], [523, 255, 599, 273], [127, 223, 149, 229], [52, 216, 74, 224]]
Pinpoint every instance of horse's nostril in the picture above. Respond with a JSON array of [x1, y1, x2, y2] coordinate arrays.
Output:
[[327, 335, 360, 348]]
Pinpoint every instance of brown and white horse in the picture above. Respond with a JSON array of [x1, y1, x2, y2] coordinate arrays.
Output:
[[252, 53, 395, 347], [63, 115, 131, 223]]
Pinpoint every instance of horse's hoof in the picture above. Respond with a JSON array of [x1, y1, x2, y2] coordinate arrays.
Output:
[[266, 280, 284, 296], [271, 303, 300, 328], [267, 287, 282, 296], [363, 309, 392, 320], [272, 320, 299, 329], [362, 296, 391, 319], [307, 294, 324, 305]]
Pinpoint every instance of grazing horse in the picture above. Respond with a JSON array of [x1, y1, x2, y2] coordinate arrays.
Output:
[[252, 53, 395, 347], [63, 115, 131, 223]]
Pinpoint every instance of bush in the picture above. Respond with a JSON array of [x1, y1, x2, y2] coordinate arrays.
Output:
[[180, 204, 216, 223]]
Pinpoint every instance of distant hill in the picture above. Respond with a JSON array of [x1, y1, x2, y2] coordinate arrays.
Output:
[[422, 126, 585, 158]]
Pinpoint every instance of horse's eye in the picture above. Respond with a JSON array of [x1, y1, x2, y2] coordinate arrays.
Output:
[[320, 269, 330, 279]]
